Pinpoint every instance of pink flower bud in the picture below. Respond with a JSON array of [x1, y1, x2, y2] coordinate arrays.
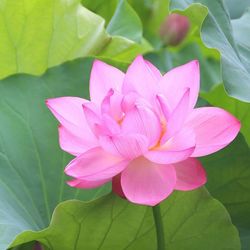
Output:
[[159, 13, 190, 46]]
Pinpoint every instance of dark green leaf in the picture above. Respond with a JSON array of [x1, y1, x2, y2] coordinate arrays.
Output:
[[202, 134, 250, 249]]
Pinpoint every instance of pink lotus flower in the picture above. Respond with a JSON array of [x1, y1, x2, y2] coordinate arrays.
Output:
[[46, 55, 240, 206]]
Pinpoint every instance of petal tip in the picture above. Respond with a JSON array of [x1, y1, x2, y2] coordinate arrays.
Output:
[[92, 59, 104, 68], [45, 98, 51, 107], [191, 59, 199, 67]]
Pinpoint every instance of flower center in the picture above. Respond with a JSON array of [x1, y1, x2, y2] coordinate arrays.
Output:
[[150, 118, 167, 150]]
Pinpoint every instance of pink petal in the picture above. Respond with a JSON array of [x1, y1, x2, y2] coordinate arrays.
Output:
[[122, 55, 160, 101], [144, 59, 162, 80], [159, 60, 199, 111], [145, 128, 196, 164], [101, 114, 121, 135], [46, 97, 88, 126], [174, 158, 206, 191], [101, 88, 114, 114], [156, 94, 172, 120], [121, 92, 138, 113], [82, 101, 101, 126], [83, 100, 121, 137], [101, 89, 124, 121], [46, 97, 97, 150], [67, 178, 110, 189], [58, 125, 95, 156], [121, 105, 161, 147], [65, 147, 128, 181], [163, 88, 190, 140], [185, 107, 241, 157], [90, 60, 125, 105], [99, 134, 148, 159], [121, 157, 176, 206]]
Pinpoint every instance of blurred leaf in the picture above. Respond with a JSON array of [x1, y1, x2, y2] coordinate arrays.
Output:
[[107, 0, 142, 42], [82, 0, 143, 43], [11, 241, 36, 250], [201, 84, 250, 145], [10, 189, 240, 249], [202, 134, 250, 249], [232, 9, 250, 49], [171, 0, 250, 102], [129, 0, 169, 47], [100, 37, 152, 64], [81, 0, 118, 23], [0, 58, 110, 250], [225, 0, 250, 19], [146, 43, 221, 92], [0, 0, 150, 79]]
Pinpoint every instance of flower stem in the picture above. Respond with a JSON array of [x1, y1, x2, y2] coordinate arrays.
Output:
[[152, 204, 165, 250]]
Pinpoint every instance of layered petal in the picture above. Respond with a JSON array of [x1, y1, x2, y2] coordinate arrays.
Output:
[[46, 97, 98, 152], [121, 105, 161, 147], [145, 128, 196, 164], [122, 55, 160, 101], [163, 88, 190, 140], [65, 147, 128, 181], [121, 157, 176, 206], [159, 60, 199, 112], [185, 107, 241, 157], [82, 102, 102, 135], [58, 125, 96, 156], [156, 94, 172, 120], [90, 60, 125, 105], [101, 89, 124, 121], [174, 158, 206, 191], [67, 178, 110, 189], [46, 97, 88, 130], [99, 134, 148, 159]]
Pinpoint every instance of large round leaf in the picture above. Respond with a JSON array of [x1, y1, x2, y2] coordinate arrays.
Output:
[[10, 189, 240, 250], [170, 0, 250, 102], [0, 0, 150, 79], [0, 58, 110, 250], [202, 134, 250, 249]]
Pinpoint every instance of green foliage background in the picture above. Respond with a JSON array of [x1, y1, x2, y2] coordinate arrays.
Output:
[[0, 0, 249, 249]]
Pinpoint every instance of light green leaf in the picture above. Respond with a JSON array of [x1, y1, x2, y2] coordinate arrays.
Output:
[[0, 58, 110, 250], [0, 0, 107, 78], [201, 84, 250, 145], [99, 37, 152, 64], [80, 0, 152, 64], [170, 0, 250, 102], [10, 189, 240, 249], [107, 0, 142, 43], [231, 9, 250, 48], [0, 0, 150, 79], [225, 0, 250, 19], [201, 134, 250, 249]]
